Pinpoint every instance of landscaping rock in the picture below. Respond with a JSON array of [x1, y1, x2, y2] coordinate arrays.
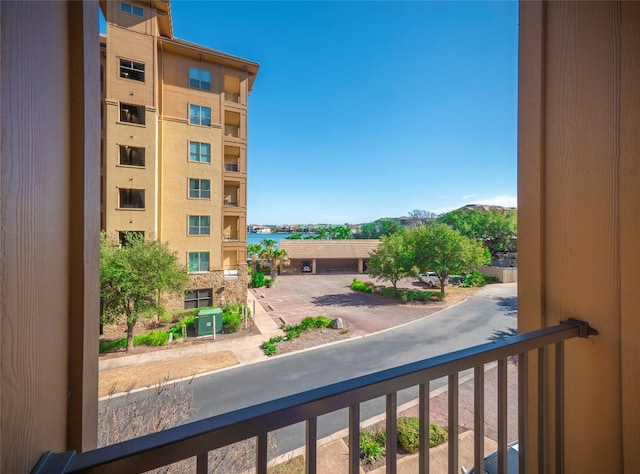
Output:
[[330, 317, 344, 329]]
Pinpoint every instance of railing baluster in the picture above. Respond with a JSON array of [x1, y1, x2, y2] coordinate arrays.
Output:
[[256, 433, 268, 474], [386, 392, 398, 474], [474, 365, 485, 474], [498, 358, 508, 474], [518, 351, 528, 474], [448, 373, 459, 474], [419, 382, 430, 474], [538, 346, 547, 474], [306, 417, 317, 474], [196, 452, 207, 474], [555, 342, 565, 474], [349, 404, 360, 474]]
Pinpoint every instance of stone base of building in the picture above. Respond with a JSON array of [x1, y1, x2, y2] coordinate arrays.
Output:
[[164, 264, 249, 312]]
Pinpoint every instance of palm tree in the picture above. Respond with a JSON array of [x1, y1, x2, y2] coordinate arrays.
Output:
[[259, 241, 289, 284], [247, 243, 263, 274]]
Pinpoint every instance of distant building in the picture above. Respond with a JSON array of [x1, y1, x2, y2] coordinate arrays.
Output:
[[100, 1, 259, 309], [280, 240, 380, 274]]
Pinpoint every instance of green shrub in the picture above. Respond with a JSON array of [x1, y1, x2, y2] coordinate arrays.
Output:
[[351, 278, 373, 293], [134, 330, 170, 346], [100, 338, 126, 352], [396, 417, 448, 453], [252, 272, 266, 288], [264, 278, 272, 287], [222, 311, 242, 333], [300, 316, 332, 329], [462, 269, 486, 288], [285, 325, 303, 340], [429, 423, 448, 447], [261, 341, 277, 356], [359, 429, 386, 463], [260, 335, 283, 356], [397, 417, 420, 453]]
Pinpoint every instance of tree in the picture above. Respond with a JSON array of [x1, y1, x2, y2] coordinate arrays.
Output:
[[100, 232, 188, 351], [378, 219, 402, 237], [367, 231, 415, 295], [438, 209, 517, 260], [247, 243, 263, 274], [329, 225, 353, 240], [411, 223, 489, 294], [355, 222, 380, 239], [259, 239, 289, 284], [408, 209, 437, 229]]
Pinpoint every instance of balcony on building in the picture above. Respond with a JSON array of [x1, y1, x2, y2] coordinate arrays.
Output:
[[224, 145, 241, 173], [223, 216, 240, 242], [223, 184, 240, 208], [224, 110, 241, 139], [223, 74, 241, 104]]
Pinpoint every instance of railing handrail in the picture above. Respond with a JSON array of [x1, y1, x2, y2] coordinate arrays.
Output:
[[34, 320, 595, 473]]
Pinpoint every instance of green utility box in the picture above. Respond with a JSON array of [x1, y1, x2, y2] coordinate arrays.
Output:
[[195, 308, 223, 336]]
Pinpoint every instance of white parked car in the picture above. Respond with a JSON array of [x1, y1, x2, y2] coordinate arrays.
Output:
[[419, 272, 442, 288]]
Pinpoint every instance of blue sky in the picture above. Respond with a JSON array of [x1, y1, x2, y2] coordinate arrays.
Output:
[[104, 1, 519, 225]]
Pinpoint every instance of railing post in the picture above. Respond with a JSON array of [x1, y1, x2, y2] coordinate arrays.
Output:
[[448, 373, 459, 474], [518, 351, 528, 474], [555, 342, 565, 474], [196, 452, 208, 474], [474, 365, 485, 474], [497, 359, 508, 474], [386, 392, 397, 474], [419, 383, 430, 474], [306, 417, 318, 474], [349, 404, 360, 474], [256, 433, 268, 474]]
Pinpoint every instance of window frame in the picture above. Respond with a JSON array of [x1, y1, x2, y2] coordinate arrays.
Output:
[[118, 188, 145, 209], [119, 103, 145, 126], [188, 252, 210, 273], [119, 58, 145, 82], [189, 104, 211, 127], [120, 2, 144, 17], [118, 145, 145, 167], [189, 67, 211, 91], [188, 141, 211, 163], [188, 215, 211, 235], [188, 178, 211, 199], [184, 288, 213, 309]]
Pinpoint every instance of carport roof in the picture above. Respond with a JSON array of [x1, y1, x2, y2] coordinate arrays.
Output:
[[279, 240, 380, 259]]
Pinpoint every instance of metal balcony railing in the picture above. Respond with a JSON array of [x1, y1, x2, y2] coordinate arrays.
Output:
[[33, 319, 596, 474], [224, 163, 240, 172], [223, 232, 239, 241], [223, 199, 239, 207]]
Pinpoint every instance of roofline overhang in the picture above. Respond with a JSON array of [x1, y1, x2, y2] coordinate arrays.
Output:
[[158, 36, 260, 90]]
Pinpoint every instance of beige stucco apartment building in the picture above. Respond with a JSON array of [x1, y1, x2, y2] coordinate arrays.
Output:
[[100, 1, 259, 309]]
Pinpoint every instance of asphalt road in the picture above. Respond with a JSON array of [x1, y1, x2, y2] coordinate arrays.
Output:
[[185, 282, 518, 455]]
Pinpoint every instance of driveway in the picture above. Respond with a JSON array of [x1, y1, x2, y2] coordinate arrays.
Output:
[[252, 273, 472, 337]]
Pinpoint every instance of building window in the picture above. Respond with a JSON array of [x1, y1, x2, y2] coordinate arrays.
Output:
[[119, 59, 145, 82], [189, 104, 211, 126], [119, 145, 145, 166], [189, 67, 211, 91], [120, 103, 145, 125], [119, 188, 145, 209], [188, 252, 210, 272], [120, 2, 143, 17], [188, 215, 210, 235], [189, 141, 211, 163], [184, 288, 213, 309], [118, 231, 144, 246], [189, 178, 211, 199]]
